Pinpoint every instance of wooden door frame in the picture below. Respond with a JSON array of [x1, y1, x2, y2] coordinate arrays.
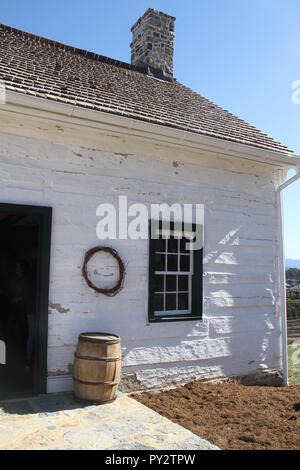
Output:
[[0, 202, 52, 398]]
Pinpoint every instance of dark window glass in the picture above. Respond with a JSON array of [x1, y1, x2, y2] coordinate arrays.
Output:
[[155, 238, 166, 253], [180, 237, 190, 254], [165, 293, 176, 311], [154, 294, 164, 311], [168, 237, 178, 253], [180, 255, 190, 272], [155, 253, 165, 271], [167, 254, 178, 272], [155, 275, 164, 292], [178, 293, 189, 310], [178, 275, 189, 291], [166, 275, 177, 292]]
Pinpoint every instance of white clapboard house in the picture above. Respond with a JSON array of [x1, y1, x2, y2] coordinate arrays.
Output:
[[0, 9, 299, 399]]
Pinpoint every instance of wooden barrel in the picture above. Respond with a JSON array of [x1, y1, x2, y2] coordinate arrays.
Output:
[[73, 332, 121, 404]]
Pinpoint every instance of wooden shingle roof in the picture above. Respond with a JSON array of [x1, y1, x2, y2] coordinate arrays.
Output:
[[0, 24, 294, 156]]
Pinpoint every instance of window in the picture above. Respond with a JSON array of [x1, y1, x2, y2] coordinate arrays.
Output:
[[148, 220, 203, 322]]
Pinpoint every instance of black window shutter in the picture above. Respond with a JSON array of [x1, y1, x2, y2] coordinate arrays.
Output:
[[148, 220, 156, 321], [191, 243, 203, 318]]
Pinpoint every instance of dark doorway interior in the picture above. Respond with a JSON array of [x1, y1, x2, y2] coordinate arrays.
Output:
[[0, 204, 51, 399]]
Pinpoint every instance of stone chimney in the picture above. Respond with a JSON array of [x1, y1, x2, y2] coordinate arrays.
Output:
[[130, 9, 175, 81]]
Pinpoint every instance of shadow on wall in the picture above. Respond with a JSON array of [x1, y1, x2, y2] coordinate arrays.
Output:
[[203, 224, 279, 381]]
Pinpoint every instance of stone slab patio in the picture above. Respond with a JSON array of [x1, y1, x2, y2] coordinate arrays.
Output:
[[0, 392, 218, 450]]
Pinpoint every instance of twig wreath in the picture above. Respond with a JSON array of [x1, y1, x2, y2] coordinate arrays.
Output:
[[82, 246, 125, 297]]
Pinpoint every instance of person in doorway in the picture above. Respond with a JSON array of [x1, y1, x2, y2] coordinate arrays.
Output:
[[9, 260, 36, 367]]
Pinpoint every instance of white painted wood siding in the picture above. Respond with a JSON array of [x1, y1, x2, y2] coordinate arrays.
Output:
[[0, 111, 283, 390]]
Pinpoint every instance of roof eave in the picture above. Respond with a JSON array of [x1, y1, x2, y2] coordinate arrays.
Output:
[[2, 90, 300, 169]]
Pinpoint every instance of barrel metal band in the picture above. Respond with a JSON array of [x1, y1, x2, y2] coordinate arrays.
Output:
[[74, 352, 121, 362], [73, 377, 120, 386]]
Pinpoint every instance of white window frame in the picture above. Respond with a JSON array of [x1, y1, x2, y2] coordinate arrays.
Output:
[[153, 227, 194, 317]]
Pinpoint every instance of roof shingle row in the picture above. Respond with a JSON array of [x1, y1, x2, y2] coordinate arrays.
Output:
[[0, 24, 294, 156]]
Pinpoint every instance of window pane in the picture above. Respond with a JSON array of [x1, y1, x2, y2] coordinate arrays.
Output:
[[178, 293, 189, 310], [180, 237, 191, 254], [154, 294, 164, 311], [167, 254, 178, 272], [178, 275, 189, 291], [155, 238, 166, 253], [155, 253, 165, 271], [180, 255, 190, 272], [155, 275, 164, 292], [166, 275, 176, 292], [165, 293, 176, 311], [168, 236, 178, 253]]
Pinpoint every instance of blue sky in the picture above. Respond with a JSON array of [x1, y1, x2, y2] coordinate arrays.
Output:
[[1, 0, 300, 258]]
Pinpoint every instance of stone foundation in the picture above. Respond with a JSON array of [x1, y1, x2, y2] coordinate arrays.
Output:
[[120, 369, 284, 393], [236, 370, 284, 387]]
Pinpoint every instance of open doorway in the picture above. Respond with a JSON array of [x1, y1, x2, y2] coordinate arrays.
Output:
[[0, 203, 51, 399]]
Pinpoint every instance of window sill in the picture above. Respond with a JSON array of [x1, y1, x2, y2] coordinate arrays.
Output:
[[148, 315, 202, 324]]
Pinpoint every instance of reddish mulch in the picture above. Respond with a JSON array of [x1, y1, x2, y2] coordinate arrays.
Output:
[[132, 381, 300, 450]]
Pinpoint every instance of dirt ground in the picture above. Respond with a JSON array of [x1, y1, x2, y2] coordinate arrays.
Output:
[[133, 381, 300, 450]]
